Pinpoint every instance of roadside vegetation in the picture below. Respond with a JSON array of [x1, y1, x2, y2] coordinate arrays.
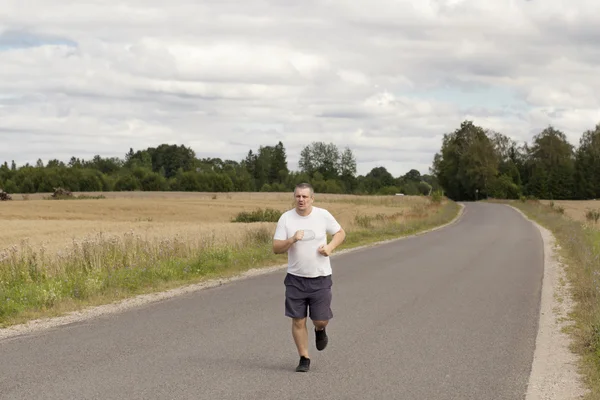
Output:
[[0, 193, 459, 328], [501, 198, 600, 399]]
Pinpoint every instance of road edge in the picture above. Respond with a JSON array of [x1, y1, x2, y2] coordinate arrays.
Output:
[[507, 205, 588, 400], [0, 202, 465, 341]]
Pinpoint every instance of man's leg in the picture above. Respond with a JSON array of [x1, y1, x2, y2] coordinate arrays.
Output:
[[284, 274, 311, 372], [292, 317, 309, 358], [308, 276, 333, 351], [313, 320, 329, 331]]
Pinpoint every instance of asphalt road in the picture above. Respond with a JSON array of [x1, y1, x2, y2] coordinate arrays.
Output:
[[0, 202, 544, 400]]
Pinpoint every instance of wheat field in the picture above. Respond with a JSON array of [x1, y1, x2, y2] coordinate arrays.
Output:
[[1, 191, 433, 255], [539, 200, 600, 227]]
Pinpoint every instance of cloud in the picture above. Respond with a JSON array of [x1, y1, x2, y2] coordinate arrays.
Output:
[[1, 0, 600, 177]]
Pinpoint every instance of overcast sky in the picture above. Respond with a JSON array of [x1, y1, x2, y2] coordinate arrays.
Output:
[[1, 0, 599, 177]]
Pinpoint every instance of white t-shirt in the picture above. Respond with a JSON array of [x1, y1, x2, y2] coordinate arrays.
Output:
[[273, 206, 342, 278]]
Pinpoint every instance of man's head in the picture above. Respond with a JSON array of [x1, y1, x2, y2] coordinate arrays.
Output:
[[293, 183, 314, 215]]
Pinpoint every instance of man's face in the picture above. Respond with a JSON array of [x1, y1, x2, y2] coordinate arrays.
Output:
[[294, 188, 313, 211]]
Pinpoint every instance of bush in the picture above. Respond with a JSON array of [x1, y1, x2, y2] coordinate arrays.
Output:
[[232, 208, 282, 223], [378, 186, 400, 196], [52, 187, 73, 198], [44, 187, 105, 200], [585, 209, 600, 224], [0, 189, 12, 201]]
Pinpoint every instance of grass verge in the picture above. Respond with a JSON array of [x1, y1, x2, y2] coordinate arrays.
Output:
[[497, 199, 600, 399], [0, 199, 460, 329]]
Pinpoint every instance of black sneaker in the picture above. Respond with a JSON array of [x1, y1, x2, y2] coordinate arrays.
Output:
[[296, 356, 310, 372], [315, 328, 328, 351]]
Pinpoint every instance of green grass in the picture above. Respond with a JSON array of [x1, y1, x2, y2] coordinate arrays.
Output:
[[497, 199, 600, 399], [0, 200, 461, 328]]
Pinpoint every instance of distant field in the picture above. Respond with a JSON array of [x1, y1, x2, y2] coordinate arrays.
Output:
[[539, 200, 600, 227], [0, 191, 459, 327], [1, 191, 434, 255]]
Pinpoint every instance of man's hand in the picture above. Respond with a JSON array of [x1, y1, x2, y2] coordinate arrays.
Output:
[[318, 244, 332, 257], [317, 229, 346, 257], [273, 230, 304, 254], [293, 230, 304, 242]]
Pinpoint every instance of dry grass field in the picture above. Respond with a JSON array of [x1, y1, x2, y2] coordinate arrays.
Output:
[[539, 200, 600, 228], [2, 191, 435, 255]]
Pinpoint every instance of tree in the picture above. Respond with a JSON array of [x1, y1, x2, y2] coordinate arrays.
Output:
[[526, 126, 575, 199], [432, 120, 498, 200], [46, 159, 66, 169], [339, 147, 357, 177], [150, 144, 196, 178], [339, 147, 357, 192], [488, 130, 522, 186], [574, 123, 600, 199], [271, 141, 289, 184], [363, 166, 395, 194], [68, 157, 83, 168], [299, 142, 341, 180], [254, 146, 273, 189], [403, 169, 421, 182], [124, 144, 195, 178], [488, 174, 521, 199]]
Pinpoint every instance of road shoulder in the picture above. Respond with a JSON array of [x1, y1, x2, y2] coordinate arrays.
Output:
[[508, 205, 588, 400]]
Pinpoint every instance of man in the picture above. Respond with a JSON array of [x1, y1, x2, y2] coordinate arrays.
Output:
[[272, 183, 346, 372]]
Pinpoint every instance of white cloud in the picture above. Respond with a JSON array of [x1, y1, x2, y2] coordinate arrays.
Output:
[[1, 0, 600, 177]]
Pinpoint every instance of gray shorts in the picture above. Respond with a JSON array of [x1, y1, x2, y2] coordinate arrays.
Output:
[[284, 273, 333, 321]]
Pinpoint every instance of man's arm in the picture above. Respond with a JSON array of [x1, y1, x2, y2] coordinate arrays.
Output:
[[329, 228, 346, 250], [273, 237, 296, 254], [273, 230, 303, 254], [318, 228, 346, 257]]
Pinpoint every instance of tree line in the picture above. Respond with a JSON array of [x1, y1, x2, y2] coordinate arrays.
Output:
[[431, 120, 600, 201], [6, 119, 594, 201], [0, 141, 438, 196]]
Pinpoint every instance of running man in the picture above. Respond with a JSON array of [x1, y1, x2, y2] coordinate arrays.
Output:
[[272, 183, 346, 372]]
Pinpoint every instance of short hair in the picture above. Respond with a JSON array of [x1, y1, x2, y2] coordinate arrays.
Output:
[[294, 182, 314, 196]]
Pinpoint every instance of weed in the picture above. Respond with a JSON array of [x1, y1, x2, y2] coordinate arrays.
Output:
[[232, 208, 282, 223], [431, 190, 443, 204], [134, 217, 154, 222], [586, 209, 600, 225]]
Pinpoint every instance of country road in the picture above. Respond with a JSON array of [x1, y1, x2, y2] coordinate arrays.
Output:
[[0, 202, 546, 400]]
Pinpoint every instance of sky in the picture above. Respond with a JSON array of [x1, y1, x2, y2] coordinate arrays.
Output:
[[1, 0, 600, 177]]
